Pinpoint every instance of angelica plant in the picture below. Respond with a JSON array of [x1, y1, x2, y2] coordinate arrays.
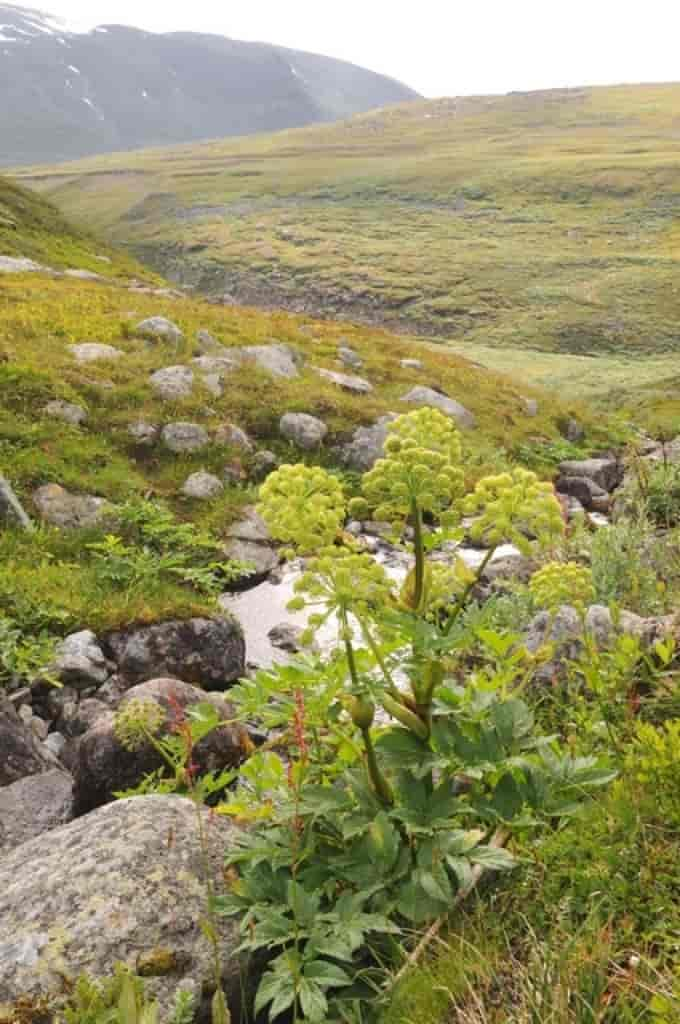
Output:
[[529, 561, 596, 612]]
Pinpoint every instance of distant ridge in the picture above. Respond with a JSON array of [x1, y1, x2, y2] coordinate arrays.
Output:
[[0, 3, 420, 165]]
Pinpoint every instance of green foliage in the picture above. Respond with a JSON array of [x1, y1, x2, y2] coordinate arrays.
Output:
[[589, 511, 670, 615], [626, 719, 680, 826], [0, 615, 57, 690], [635, 461, 680, 528], [58, 964, 195, 1024]]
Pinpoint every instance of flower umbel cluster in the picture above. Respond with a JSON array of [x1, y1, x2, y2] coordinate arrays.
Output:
[[529, 561, 595, 612], [349, 407, 465, 528], [114, 698, 165, 752], [257, 464, 346, 554], [462, 468, 564, 552]]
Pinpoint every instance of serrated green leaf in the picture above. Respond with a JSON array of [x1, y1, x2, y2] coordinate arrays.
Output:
[[468, 845, 517, 871], [298, 979, 328, 1022]]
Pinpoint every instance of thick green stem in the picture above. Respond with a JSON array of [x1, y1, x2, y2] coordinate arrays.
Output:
[[361, 725, 393, 807], [357, 615, 402, 702], [444, 546, 496, 636], [412, 498, 426, 614]]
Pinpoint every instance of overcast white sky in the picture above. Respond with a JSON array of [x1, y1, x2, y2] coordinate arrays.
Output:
[[31, 0, 680, 98]]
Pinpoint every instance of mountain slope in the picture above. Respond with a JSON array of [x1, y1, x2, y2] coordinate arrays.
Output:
[[19, 82, 680, 375], [0, 3, 419, 166]]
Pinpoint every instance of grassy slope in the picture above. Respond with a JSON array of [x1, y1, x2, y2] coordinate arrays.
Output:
[[1, 177, 616, 635], [13, 82, 680, 428]]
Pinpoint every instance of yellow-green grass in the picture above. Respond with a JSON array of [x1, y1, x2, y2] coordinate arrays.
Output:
[[13, 82, 680, 375]]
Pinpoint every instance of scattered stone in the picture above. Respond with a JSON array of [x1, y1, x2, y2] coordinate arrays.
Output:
[[191, 355, 238, 373], [43, 732, 66, 759], [237, 343, 303, 379], [63, 269, 103, 281], [43, 399, 87, 427], [558, 458, 623, 493], [224, 507, 279, 583], [400, 386, 476, 428], [0, 769, 73, 855], [400, 358, 422, 370], [0, 255, 44, 273], [215, 423, 254, 450], [560, 417, 585, 443], [68, 343, 124, 364], [32, 484, 109, 529], [268, 623, 309, 653], [135, 316, 184, 345], [149, 365, 194, 401], [250, 450, 278, 481], [57, 697, 111, 739], [181, 471, 224, 500], [522, 397, 539, 416], [51, 630, 113, 690], [338, 346, 363, 369], [315, 367, 373, 393], [128, 420, 159, 446], [72, 679, 248, 814], [555, 476, 608, 511], [104, 617, 245, 691], [161, 422, 210, 453], [280, 412, 328, 449], [196, 328, 224, 352], [340, 414, 397, 472], [0, 698, 56, 787], [0, 796, 243, 1014]]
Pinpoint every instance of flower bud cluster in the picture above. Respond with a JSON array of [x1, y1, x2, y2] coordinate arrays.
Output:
[[348, 408, 465, 527], [257, 463, 346, 553], [462, 468, 564, 552], [288, 544, 394, 631], [114, 698, 165, 752], [529, 561, 595, 611]]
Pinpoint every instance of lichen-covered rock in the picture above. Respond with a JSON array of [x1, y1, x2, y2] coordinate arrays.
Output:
[[51, 630, 114, 690], [180, 471, 224, 500], [150, 365, 195, 401], [68, 343, 124, 364], [0, 796, 243, 1016], [315, 367, 373, 393], [72, 678, 248, 813], [161, 422, 210, 453], [43, 399, 88, 426], [238, 343, 303, 378], [135, 316, 184, 344], [558, 458, 623, 493], [128, 420, 159, 446], [279, 412, 328, 449], [0, 769, 73, 856], [104, 617, 245, 689], [555, 475, 609, 511], [400, 386, 476, 428], [0, 698, 57, 787], [32, 484, 109, 529]]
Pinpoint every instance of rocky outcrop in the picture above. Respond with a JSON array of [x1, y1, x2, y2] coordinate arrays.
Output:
[[51, 630, 114, 690], [557, 458, 623, 493], [315, 367, 373, 393], [339, 414, 397, 472], [400, 386, 476, 428], [0, 796, 243, 1016], [150, 365, 195, 400], [161, 422, 210, 453], [234, 343, 303, 379], [224, 507, 279, 583], [32, 484, 109, 529], [279, 412, 328, 449], [72, 678, 247, 813], [555, 476, 610, 512], [104, 617, 245, 689]]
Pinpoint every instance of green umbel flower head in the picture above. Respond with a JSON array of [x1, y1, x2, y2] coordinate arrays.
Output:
[[257, 464, 346, 554], [529, 561, 595, 611], [288, 545, 394, 638], [462, 468, 564, 553], [348, 407, 465, 528], [114, 699, 165, 752]]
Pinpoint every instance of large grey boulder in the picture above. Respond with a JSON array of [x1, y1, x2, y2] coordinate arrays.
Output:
[[224, 507, 279, 583], [315, 367, 373, 394], [104, 617, 245, 689], [0, 769, 73, 855], [51, 630, 114, 690], [72, 678, 248, 814], [181, 470, 224, 500], [161, 422, 210, 453], [555, 476, 609, 512], [280, 412, 328, 449], [400, 386, 476, 428], [32, 484, 109, 529], [558, 458, 623, 493], [0, 698, 56, 787], [68, 343, 124, 364], [0, 796, 243, 1015], [43, 399, 87, 427], [150, 365, 194, 401], [340, 414, 397, 472], [135, 316, 184, 345]]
